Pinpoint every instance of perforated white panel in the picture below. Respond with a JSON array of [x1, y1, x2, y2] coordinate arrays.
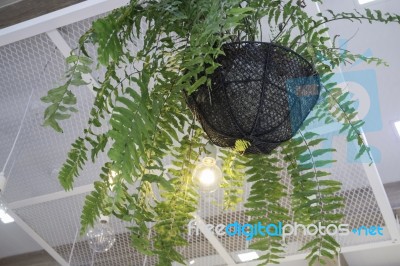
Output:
[[1, 33, 93, 202], [0, 9, 394, 266]]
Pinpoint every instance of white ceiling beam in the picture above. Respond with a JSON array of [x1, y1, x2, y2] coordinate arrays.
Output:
[[311, 2, 400, 242], [8, 189, 238, 266], [46, 29, 100, 93], [0, 0, 22, 9], [6, 209, 69, 266], [0, 0, 129, 47], [242, 241, 400, 266], [164, 171, 237, 265], [361, 161, 400, 241], [193, 213, 238, 265], [244, 253, 308, 266], [170, 241, 400, 266], [8, 184, 93, 209], [341, 239, 400, 254]]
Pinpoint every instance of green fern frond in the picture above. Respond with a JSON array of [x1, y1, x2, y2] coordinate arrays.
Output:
[[58, 137, 88, 191], [234, 139, 251, 153], [220, 148, 247, 210], [80, 181, 110, 235], [245, 151, 289, 265]]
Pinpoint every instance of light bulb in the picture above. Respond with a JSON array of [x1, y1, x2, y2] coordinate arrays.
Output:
[[0, 172, 7, 213], [0, 197, 7, 214], [192, 157, 222, 192], [0, 196, 14, 224], [0, 172, 5, 192], [87, 216, 116, 252], [108, 170, 117, 190], [0, 173, 13, 224]]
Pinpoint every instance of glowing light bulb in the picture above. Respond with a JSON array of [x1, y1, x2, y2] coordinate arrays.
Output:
[[192, 157, 222, 192], [0, 174, 14, 224], [0, 197, 7, 214], [108, 170, 117, 190], [87, 216, 116, 252], [0, 198, 7, 219], [0, 196, 14, 224]]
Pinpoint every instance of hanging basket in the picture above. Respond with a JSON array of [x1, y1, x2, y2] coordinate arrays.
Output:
[[186, 42, 321, 154]]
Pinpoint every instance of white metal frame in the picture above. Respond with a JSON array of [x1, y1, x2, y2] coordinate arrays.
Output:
[[312, 1, 400, 243], [0, 0, 399, 265], [8, 184, 93, 210], [46, 29, 100, 92], [6, 208, 69, 266], [0, 1, 128, 265], [193, 213, 237, 265], [0, 0, 129, 47]]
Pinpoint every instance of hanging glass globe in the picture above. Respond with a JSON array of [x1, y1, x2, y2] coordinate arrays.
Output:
[[192, 157, 223, 193], [87, 216, 116, 252]]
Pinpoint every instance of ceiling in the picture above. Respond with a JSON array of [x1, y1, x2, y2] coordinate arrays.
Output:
[[0, 0, 20, 9], [0, 0, 85, 29], [0, 0, 400, 265], [321, 0, 400, 185], [0, 222, 41, 258]]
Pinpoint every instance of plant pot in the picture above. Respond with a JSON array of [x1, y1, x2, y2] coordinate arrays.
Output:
[[186, 41, 321, 154]]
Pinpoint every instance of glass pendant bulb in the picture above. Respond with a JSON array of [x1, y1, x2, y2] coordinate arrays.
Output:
[[192, 157, 222, 193], [0, 173, 8, 218], [87, 216, 116, 252], [0, 195, 7, 215], [0, 173, 14, 224]]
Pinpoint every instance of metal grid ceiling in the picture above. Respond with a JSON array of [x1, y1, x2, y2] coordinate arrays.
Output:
[[0, 11, 392, 266]]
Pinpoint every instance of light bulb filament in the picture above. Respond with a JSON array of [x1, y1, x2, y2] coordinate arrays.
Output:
[[192, 157, 222, 193], [198, 169, 217, 186]]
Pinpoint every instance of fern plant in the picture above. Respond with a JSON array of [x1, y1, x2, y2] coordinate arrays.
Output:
[[41, 0, 400, 265]]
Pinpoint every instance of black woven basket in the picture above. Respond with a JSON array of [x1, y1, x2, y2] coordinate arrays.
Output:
[[186, 42, 321, 154]]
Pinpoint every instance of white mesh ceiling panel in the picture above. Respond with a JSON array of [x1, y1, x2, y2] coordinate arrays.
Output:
[[0, 32, 107, 203], [58, 13, 108, 84], [0, 9, 394, 266]]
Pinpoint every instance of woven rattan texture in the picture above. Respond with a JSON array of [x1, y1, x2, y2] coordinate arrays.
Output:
[[187, 42, 321, 154]]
